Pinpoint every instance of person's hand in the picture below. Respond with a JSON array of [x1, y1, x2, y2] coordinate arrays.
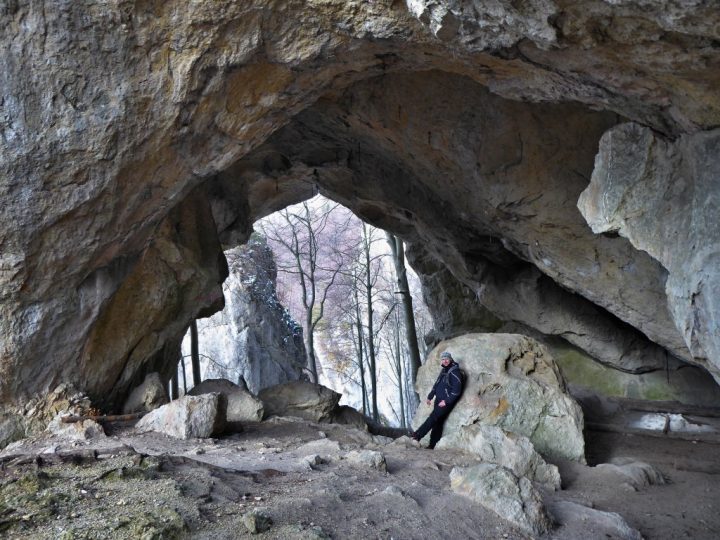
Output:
[[438, 400, 446, 408], [426, 399, 432, 406]]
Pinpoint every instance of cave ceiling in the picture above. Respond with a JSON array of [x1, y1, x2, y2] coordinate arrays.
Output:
[[1, 0, 720, 407]]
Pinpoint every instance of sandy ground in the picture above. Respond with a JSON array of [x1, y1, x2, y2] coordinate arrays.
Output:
[[1, 417, 719, 539]]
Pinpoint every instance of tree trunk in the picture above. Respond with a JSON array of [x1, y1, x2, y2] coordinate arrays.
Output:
[[180, 353, 187, 395], [353, 284, 368, 415], [190, 320, 201, 387], [393, 313, 406, 428], [306, 309, 319, 384], [386, 233, 422, 405], [170, 371, 179, 401], [365, 234, 378, 421]]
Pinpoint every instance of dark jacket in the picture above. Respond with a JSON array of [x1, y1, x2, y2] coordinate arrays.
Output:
[[428, 361, 463, 407]]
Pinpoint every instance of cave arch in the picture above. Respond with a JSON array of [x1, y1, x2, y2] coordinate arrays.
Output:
[[81, 70, 700, 410], [3, 1, 720, 413]]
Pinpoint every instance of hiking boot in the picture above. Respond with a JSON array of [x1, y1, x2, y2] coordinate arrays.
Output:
[[410, 431, 420, 441]]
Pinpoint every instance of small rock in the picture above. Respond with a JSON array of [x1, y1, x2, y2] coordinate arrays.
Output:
[[242, 509, 272, 534], [345, 450, 387, 472], [382, 485, 404, 497], [302, 454, 323, 469]]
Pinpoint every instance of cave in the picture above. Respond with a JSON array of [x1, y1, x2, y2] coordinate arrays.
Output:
[[2, 0, 719, 411], [2, 1, 720, 536]]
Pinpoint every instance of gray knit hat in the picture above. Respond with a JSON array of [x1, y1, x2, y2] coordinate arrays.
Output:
[[440, 351, 453, 360]]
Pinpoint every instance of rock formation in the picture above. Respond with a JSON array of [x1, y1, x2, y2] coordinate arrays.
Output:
[[1, 1, 720, 413], [413, 334, 585, 462], [187, 236, 306, 395], [258, 381, 341, 423]]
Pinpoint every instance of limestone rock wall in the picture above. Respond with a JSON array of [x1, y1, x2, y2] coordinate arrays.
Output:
[[579, 123, 720, 380], [188, 236, 306, 395]]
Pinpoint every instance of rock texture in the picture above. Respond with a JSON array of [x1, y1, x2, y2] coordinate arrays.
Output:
[[2, 0, 720, 410], [259, 382, 341, 423], [450, 463, 551, 536], [188, 378, 264, 424], [135, 394, 222, 440], [122, 372, 169, 414], [437, 424, 561, 490], [187, 236, 306, 395], [579, 123, 720, 381], [548, 501, 643, 540], [413, 334, 585, 462]]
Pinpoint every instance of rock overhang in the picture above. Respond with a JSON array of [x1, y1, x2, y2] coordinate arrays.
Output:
[[2, 0, 720, 409]]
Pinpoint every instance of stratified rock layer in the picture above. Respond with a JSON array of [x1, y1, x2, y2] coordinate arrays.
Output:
[[579, 123, 720, 381]]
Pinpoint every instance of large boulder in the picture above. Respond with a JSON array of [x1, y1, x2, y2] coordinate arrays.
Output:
[[437, 424, 561, 490], [259, 382, 340, 423], [413, 334, 585, 462], [135, 394, 222, 439], [450, 463, 551, 536], [123, 372, 169, 414], [189, 378, 264, 425]]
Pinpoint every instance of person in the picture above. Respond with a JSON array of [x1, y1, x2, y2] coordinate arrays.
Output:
[[411, 351, 463, 449]]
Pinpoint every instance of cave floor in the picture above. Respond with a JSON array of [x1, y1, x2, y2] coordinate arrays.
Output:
[[1, 418, 719, 539]]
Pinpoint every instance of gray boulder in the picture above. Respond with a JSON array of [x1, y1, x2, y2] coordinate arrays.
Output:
[[259, 382, 340, 422], [437, 424, 561, 490], [123, 372, 169, 414], [413, 334, 585, 462], [344, 450, 387, 472], [47, 415, 106, 441], [330, 405, 367, 431], [450, 463, 550, 536], [595, 457, 665, 491], [189, 378, 264, 428], [135, 393, 222, 439], [549, 501, 642, 540]]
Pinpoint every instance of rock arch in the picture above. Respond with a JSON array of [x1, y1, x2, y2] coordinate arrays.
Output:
[[2, 1, 720, 409]]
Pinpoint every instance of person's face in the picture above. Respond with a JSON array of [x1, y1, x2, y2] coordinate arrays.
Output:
[[441, 356, 451, 367]]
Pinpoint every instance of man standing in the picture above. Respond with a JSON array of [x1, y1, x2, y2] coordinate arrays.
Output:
[[411, 351, 463, 449]]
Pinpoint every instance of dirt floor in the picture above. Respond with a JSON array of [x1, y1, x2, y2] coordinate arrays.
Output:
[[1, 417, 719, 539]]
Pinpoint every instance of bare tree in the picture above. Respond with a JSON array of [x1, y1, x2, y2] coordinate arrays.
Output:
[[190, 320, 201, 386], [386, 232, 422, 406], [383, 306, 406, 428], [258, 198, 349, 383]]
